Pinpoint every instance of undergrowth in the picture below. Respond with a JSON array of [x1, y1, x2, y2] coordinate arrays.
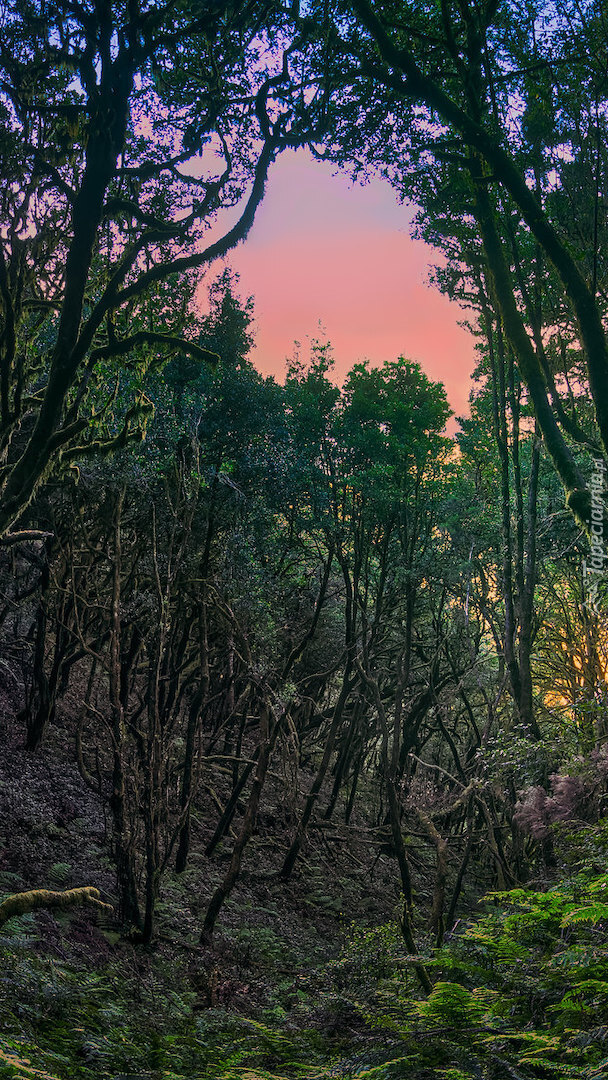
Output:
[[2, 872, 608, 1079]]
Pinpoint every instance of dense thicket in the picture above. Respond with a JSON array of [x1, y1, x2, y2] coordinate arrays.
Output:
[[2, 2, 608, 1079], [1, 269, 607, 1077]]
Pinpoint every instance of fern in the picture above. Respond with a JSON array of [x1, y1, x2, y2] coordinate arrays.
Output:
[[561, 903, 608, 927]]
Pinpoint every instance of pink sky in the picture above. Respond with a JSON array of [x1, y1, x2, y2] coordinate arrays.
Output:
[[221, 149, 476, 422]]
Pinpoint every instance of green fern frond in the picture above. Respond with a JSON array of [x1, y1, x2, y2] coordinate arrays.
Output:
[[561, 903, 608, 927]]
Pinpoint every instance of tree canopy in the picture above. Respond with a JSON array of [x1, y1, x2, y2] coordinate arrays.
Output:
[[0, 0, 324, 538], [2, 5, 608, 1080], [298, 0, 608, 529]]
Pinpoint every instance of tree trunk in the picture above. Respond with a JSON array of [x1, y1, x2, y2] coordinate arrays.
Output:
[[280, 669, 352, 881], [201, 704, 272, 944]]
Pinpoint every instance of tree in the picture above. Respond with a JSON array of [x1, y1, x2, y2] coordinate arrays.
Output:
[[304, 0, 608, 529], [0, 0, 320, 539]]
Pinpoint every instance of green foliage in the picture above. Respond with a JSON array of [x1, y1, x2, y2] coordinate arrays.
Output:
[[313, 872, 608, 1079], [0, 930, 333, 1080], [46, 864, 72, 889], [232, 925, 295, 970], [417, 981, 487, 1025], [331, 923, 407, 989]]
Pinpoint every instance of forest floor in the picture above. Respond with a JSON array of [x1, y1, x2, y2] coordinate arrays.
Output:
[[0, 675, 409, 1080], [3, 674, 608, 1080]]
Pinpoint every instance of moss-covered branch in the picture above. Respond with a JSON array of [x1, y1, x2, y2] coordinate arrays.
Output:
[[0, 887, 114, 929]]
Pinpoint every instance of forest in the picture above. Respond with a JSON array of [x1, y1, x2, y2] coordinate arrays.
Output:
[[1, 0, 608, 1078]]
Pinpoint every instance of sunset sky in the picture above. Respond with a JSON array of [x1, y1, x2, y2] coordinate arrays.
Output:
[[222, 148, 477, 422]]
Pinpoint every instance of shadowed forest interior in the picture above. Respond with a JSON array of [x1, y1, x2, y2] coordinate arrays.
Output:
[[2, 2, 608, 1078]]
